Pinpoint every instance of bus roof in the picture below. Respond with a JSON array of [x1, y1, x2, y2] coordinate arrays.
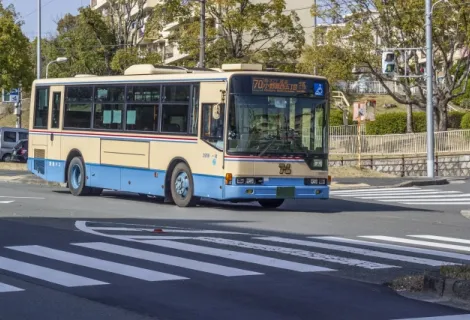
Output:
[[32, 63, 327, 87]]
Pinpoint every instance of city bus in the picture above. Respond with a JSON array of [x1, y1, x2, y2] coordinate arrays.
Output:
[[28, 63, 330, 208]]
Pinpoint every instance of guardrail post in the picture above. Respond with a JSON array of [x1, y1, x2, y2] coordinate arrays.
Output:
[[371, 156, 374, 170], [401, 155, 405, 177], [435, 155, 439, 177]]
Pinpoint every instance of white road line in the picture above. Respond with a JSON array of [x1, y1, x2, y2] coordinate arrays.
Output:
[[256, 237, 456, 267], [142, 240, 335, 273], [334, 191, 458, 197], [0, 196, 45, 199], [392, 314, 470, 320], [8, 245, 186, 282], [0, 256, 107, 287], [358, 193, 467, 199], [402, 202, 470, 205], [0, 201, 14, 204], [312, 237, 470, 261], [0, 282, 23, 293], [128, 236, 196, 240], [359, 236, 470, 253], [408, 235, 470, 245], [73, 242, 262, 277], [331, 187, 420, 194], [194, 237, 398, 270], [90, 227, 157, 232], [380, 198, 470, 202]]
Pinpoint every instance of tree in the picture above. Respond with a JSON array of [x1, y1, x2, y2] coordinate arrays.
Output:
[[0, 2, 34, 91], [147, 0, 305, 69], [41, 6, 161, 78], [298, 26, 357, 85], [106, 0, 148, 48], [309, 0, 470, 131], [111, 48, 162, 73]]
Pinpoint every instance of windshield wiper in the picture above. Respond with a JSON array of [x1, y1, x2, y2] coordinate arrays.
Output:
[[258, 138, 278, 157]]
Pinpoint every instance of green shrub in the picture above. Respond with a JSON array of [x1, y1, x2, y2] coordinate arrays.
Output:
[[413, 112, 426, 132], [461, 113, 470, 129], [365, 112, 427, 135], [329, 109, 352, 126], [448, 111, 466, 129]]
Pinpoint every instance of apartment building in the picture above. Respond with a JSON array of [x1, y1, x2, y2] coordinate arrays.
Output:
[[91, 0, 316, 65]]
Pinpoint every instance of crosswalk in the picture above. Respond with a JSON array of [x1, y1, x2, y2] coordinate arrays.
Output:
[[331, 186, 470, 205], [0, 222, 470, 294]]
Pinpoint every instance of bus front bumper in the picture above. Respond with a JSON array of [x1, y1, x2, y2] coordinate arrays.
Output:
[[223, 185, 329, 200]]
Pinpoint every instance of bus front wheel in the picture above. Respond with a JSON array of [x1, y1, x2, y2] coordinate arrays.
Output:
[[67, 156, 90, 196], [258, 199, 285, 209], [170, 162, 199, 207]]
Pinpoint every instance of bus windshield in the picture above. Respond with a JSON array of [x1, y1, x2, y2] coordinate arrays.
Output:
[[227, 94, 327, 156]]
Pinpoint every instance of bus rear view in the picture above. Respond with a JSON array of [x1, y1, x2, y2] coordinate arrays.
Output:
[[222, 73, 330, 208]]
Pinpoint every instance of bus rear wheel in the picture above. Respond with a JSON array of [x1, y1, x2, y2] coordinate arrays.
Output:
[[258, 199, 285, 209], [67, 156, 90, 196], [170, 163, 199, 207]]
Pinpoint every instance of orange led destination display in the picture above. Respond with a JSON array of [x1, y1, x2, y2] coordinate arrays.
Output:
[[252, 77, 308, 94]]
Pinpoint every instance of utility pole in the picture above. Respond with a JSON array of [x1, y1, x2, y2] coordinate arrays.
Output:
[[313, 0, 317, 75], [15, 87, 22, 129], [37, 0, 41, 79], [425, 0, 435, 178], [199, 0, 206, 68]]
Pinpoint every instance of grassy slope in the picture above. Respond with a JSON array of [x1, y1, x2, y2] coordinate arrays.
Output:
[[345, 94, 424, 114], [0, 108, 30, 129]]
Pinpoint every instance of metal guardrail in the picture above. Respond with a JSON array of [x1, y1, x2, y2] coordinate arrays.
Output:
[[329, 129, 470, 155]]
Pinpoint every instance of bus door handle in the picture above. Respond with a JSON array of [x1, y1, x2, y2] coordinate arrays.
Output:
[[50, 132, 54, 141]]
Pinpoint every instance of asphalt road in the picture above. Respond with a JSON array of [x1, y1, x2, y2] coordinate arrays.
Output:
[[0, 181, 470, 320]]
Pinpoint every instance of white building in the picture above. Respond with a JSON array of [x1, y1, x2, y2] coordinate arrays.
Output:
[[91, 0, 317, 65]]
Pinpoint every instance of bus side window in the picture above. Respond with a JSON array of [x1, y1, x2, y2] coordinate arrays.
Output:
[[202, 103, 224, 150]]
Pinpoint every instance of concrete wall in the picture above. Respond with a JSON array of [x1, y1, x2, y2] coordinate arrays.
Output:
[[330, 154, 470, 177]]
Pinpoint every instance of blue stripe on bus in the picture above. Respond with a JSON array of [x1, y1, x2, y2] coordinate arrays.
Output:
[[27, 158, 225, 199]]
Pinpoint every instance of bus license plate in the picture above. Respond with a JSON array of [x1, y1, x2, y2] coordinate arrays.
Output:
[[276, 187, 295, 198]]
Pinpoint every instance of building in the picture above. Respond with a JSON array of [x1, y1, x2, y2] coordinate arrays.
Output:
[[91, 0, 317, 65]]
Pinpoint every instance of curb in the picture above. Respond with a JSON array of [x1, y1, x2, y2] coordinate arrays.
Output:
[[331, 178, 449, 190], [0, 177, 65, 187], [461, 210, 470, 220], [424, 272, 470, 301]]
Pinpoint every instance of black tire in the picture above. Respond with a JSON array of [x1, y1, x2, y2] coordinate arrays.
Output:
[[89, 188, 103, 196], [67, 156, 90, 196], [2, 154, 11, 162], [258, 199, 285, 209], [170, 162, 200, 207]]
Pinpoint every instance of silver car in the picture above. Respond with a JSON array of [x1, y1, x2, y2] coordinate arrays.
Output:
[[0, 127, 28, 161]]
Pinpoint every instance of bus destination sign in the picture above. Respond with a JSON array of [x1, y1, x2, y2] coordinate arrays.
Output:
[[252, 77, 308, 95]]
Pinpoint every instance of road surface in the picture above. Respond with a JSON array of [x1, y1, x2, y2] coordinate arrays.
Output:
[[0, 181, 469, 320]]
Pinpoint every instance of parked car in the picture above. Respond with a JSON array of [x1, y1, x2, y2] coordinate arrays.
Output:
[[11, 139, 28, 163], [0, 127, 28, 161]]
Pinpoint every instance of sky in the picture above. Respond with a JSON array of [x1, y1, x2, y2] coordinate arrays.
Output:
[[5, 0, 86, 39]]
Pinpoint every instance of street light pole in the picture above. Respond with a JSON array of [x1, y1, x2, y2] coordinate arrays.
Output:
[[313, 0, 317, 75], [37, 0, 41, 79], [425, 0, 435, 178], [46, 57, 69, 79], [199, 0, 206, 68]]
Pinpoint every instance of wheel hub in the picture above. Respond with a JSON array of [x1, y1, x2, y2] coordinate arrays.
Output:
[[175, 171, 189, 198], [71, 164, 81, 189]]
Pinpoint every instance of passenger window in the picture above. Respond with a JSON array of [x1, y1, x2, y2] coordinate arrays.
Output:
[[95, 86, 125, 102], [202, 103, 224, 150], [65, 86, 93, 102], [162, 85, 190, 102], [162, 105, 188, 133], [188, 85, 199, 135], [64, 103, 92, 129], [126, 104, 158, 131], [51, 92, 61, 129], [33, 87, 49, 128], [19, 132, 28, 140], [3, 131, 16, 143], [64, 86, 93, 129], [127, 86, 160, 102], [94, 104, 124, 130]]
